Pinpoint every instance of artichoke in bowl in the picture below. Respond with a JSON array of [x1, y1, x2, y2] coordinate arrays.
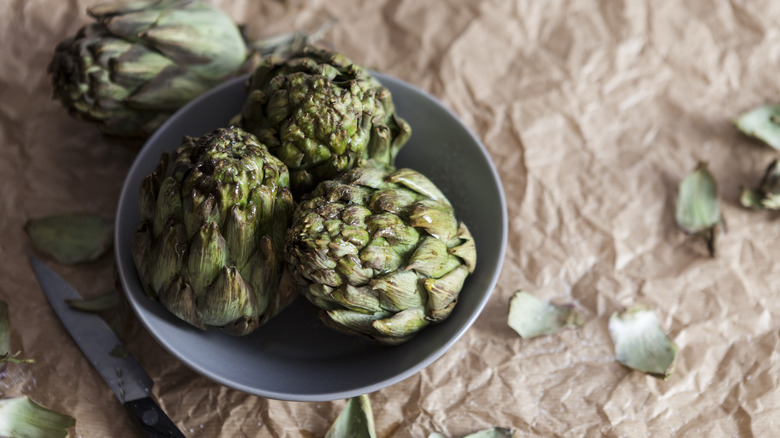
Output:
[[49, 0, 248, 138], [131, 127, 296, 335], [232, 46, 412, 196], [285, 167, 477, 345]]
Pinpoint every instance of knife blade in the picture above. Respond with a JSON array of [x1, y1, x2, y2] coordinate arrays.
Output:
[[29, 255, 186, 438]]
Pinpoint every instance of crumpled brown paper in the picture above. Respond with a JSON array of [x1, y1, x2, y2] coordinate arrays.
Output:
[[1, 0, 779, 436]]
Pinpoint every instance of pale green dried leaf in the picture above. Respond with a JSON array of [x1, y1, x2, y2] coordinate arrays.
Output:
[[740, 159, 780, 210], [675, 162, 723, 256], [0, 301, 10, 361], [429, 428, 518, 438], [675, 163, 721, 233], [0, 397, 75, 438], [462, 428, 518, 438], [325, 395, 376, 438], [735, 104, 780, 150], [66, 292, 118, 313], [507, 291, 583, 339], [24, 214, 113, 265], [0, 301, 34, 365], [608, 306, 677, 379], [762, 195, 780, 209], [740, 188, 766, 209]]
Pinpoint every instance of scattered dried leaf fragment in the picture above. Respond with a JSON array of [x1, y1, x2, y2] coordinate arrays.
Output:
[[734, 104, 780, 150], [325, 394, 376, 438], [675, 162, 724, 257], [66, 291, 131, 338], [507, 290, 583, 339], [429, 427, 519, 438], [0, 397, 75, 438], [0, 300, 34, 366], [24, 213, 113, 264], [740, 159, 780, 210], [66, 292, 118, 312], [608, 306, 677, 379]]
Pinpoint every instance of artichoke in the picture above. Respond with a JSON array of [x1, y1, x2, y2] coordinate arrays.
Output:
[[232, 46, 412, 195], [49, 0, 248, 138], [285, 167, 476, 345], [131, 127, 296, 335]]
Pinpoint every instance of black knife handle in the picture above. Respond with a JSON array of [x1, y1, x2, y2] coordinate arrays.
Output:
[[124, 397, 186, 438]]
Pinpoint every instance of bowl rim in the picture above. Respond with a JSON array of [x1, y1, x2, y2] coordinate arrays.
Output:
[[114, 72, 508, 401]]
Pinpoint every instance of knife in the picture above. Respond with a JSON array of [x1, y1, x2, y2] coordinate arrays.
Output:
[[29, 255, 186, 438]]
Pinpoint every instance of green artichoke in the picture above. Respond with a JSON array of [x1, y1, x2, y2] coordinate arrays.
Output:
[[232, 46, 412, 195], [131, 127, 296, 335], [49, 0, 248, 138], [285, 167, 477, 345]]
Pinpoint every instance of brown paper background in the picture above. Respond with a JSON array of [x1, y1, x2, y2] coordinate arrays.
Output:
[[1, 0, 779, 436]]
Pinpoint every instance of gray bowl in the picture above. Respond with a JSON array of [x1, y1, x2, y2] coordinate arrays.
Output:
[[115, 73, 507, 402]]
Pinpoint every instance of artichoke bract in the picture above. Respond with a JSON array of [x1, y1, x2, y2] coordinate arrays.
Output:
[[232, 46, 412, 195], [49, 0, 247, 138], [131, 127, 296, 335], [285, 167, 477, 345], [741, 159, 780, 210]]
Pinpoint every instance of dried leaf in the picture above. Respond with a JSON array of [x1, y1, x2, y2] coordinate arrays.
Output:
[[507, 291, 583, 339], [325, 395, 376, 438], [0, 300, 34, 365], [0, 397, 75, 438], [735, 104, 780, 150], [675, 163, 723, 257], [65, 292, 118, 313], [740, 187, 766, 209], [68, 289, 131, 338], [740, 159, 780, 210], [429, 428, 518, 438], [462, 428, 518, 438], [24, 213, 114, 264], [608, 306, 677, 379]]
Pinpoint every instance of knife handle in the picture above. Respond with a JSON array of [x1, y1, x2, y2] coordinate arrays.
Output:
[[124, 397, 186, 438]]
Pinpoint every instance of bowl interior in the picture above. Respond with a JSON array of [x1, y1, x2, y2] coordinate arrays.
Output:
[[115, 73, 507, 401]]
